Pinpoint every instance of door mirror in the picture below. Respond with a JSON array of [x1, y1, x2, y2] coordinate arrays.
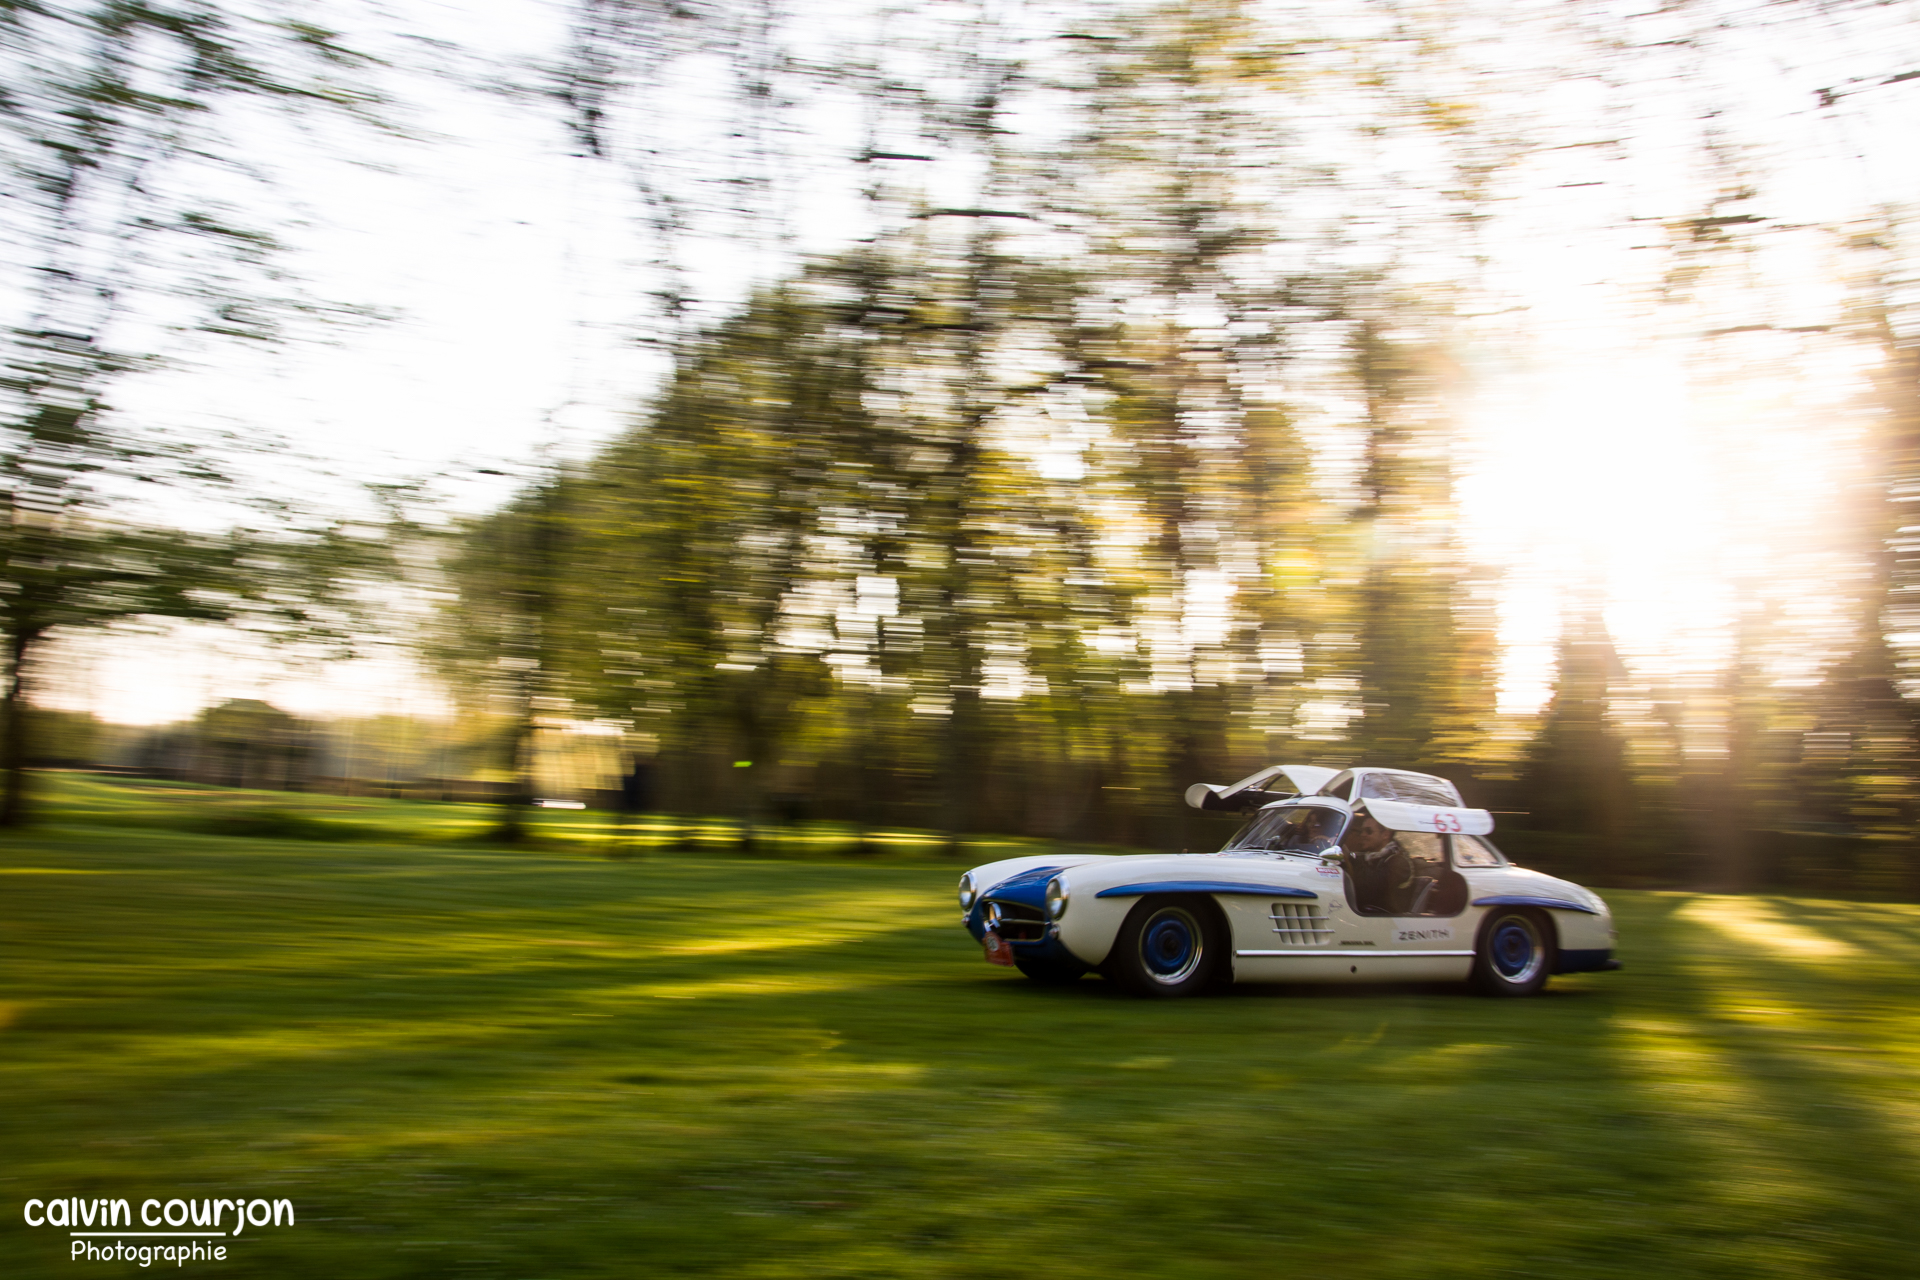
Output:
[[1321, 846, 1343, 864]]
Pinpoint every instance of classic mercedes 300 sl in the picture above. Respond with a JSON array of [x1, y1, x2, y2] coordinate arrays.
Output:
[[959, 764, 1618, 998]]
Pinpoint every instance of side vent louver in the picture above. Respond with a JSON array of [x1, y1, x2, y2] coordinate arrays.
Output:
[[1269, 902, 1332, 945]]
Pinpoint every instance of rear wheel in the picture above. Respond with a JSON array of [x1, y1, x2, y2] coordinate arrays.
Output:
[[1105, 896, 1224, 998], [1471, 909, 1552, 997]]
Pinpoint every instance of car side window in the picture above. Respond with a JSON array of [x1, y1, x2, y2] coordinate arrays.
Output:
[[1395, 831, 1445, 875], [1451, 835, 1504, 867]]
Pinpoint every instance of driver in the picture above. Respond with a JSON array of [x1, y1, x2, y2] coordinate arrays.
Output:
[[1288, 805, 1344, 854]]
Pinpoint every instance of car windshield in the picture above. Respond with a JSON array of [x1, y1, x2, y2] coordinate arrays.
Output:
[[1224, 805, 1347, 855]]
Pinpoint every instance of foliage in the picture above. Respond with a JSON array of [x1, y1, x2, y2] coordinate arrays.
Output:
[[0, 0, 388, 824], [425, 0, 1508, 853], [1, 0, 1906, 888]]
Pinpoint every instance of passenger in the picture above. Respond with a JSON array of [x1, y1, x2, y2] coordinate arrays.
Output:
[[1343, 812, 1391, 855], [1343, 811, 1416, 914]]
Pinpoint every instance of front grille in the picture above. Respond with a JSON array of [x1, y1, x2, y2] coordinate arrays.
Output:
[[1269, 902, 1332, 945], [984, 899, 1049, 943]]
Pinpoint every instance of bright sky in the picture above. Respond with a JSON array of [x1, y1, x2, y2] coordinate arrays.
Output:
[[33, 0, 1920, 730], [1448, 0, 1920, 719]]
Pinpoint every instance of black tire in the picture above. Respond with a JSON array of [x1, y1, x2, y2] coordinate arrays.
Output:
[[1014, 957, 1086, 985], [1104, 895, 1225, 999], [1470, 908, 1553, 997]]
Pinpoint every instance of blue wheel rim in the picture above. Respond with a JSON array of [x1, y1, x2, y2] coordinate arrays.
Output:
[[1491, 917, 1541, 981], [1140, 907, 1203, 984]]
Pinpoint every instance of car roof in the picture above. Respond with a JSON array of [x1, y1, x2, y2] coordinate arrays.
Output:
[[1320, 767, 1462, 805]]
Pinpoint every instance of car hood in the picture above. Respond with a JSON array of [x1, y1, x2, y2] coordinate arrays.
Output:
[[969, 852, 1118, 897]]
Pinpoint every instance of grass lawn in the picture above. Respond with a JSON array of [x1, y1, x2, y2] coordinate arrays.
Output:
[[4, 777, 1919, 1278]]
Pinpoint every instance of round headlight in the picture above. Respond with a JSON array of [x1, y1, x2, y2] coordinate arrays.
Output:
[[958, 873, 977, 912], [1044, 877, 1068, 920]]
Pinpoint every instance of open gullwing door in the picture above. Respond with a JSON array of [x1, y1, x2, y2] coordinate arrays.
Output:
[[1359, 797, 1494, 836], [1184, 764, 1340, 812]]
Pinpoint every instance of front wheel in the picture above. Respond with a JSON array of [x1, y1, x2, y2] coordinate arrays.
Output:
[[1471, 909, 1552, 997], [1105, 896, 1224, 998]]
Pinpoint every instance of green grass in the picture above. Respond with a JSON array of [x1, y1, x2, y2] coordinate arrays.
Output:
[[4, 778, 1919, 1278]]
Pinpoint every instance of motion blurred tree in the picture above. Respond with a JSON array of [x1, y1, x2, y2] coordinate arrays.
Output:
[[1056, 2, 1496, 804], [504, 0, 1507, 846], [1059, 2, 1291, 823], [1521, 609, 1637, 879], [429, 472, 574, 841], [1345, 316, 1492, 770], [0, 1, 386, 823], [582, 284, 870, 849], [1788, 244, 1920, 891]]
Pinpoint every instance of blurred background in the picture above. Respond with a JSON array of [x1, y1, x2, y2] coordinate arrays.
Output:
[[6, 0, 1920, 891]]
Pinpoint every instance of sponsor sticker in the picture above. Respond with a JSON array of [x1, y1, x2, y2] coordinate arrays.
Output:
[[1395, 926, 1453, 942]]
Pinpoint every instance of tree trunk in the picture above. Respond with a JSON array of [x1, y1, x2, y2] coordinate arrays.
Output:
[[0, 628, 42, 828], [489, 705, 534, 843], [843, 699, 878, 857], [743, 677, 797, 856], [941, 685, 979, 857]]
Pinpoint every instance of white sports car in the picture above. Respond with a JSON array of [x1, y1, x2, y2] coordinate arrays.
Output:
[[959, 764, 1618, 998]]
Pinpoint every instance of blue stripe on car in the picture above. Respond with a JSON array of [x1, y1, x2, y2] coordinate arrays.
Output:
[[1094, 881, 1317, 899], [1472, 894, 1600, 915], [981, 865, 1065, 909]]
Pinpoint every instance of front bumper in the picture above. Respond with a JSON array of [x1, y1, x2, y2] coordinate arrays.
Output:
[[965, 897, 1088, 971]]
